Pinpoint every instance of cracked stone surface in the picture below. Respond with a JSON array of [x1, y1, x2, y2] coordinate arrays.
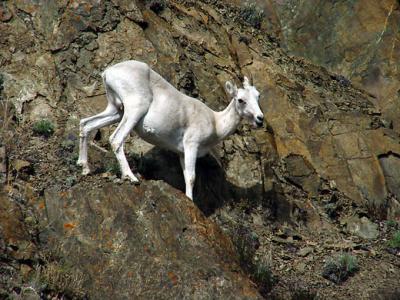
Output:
[[1, 0, 400, 299], [261, 0, 400, 133]]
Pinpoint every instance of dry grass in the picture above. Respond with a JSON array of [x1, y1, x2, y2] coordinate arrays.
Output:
[[36, 260, 86, 298]]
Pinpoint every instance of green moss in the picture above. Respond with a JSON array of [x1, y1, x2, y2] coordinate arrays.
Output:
[[32, 119, 55, 137], [388, 231, 400, 248]]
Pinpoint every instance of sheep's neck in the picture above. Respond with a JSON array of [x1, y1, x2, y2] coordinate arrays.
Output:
[[215, 99, 241, 142]]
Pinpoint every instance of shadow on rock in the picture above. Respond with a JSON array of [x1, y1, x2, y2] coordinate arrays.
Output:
[[131, 147, 270, 216]]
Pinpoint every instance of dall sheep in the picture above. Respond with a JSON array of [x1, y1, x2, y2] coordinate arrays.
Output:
[[77, 60, 264, 200]]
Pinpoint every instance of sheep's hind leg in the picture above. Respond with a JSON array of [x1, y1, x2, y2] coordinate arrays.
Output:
[[78, 108, 121, 175], [109, 103, 148, 184]]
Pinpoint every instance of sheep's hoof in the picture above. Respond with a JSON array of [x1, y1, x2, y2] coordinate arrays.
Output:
[[122, 174, 140, 185], [82, 167, 91, 176]]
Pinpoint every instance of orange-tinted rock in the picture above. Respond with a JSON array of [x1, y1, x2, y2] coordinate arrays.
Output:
[[42, 181, 262, 299]]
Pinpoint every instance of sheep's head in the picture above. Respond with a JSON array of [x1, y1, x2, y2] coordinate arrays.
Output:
[[225, 77, 264, 128]]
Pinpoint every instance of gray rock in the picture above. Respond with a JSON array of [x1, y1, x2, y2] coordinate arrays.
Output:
[[345, 216, 379, 240], [298, 247, 313, 257]]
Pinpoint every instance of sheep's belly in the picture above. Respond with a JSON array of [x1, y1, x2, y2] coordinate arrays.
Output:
[[134, 120, 184, 153]]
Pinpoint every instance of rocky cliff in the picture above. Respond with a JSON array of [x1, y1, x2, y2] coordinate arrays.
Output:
[[260, 0, 400, 133], [1, 0, 400, 299]]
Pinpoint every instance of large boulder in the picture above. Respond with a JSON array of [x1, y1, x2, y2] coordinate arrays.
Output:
[[42, 180, 261, 299]]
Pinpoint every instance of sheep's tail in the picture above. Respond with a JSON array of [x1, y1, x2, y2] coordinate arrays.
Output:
[[101, 69, 123, 110]]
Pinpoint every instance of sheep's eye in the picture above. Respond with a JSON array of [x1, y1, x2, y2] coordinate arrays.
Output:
[[238, 98, 245, 104]]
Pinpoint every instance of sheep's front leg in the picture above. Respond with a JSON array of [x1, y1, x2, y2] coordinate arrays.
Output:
[[181, 144, 198, 200]]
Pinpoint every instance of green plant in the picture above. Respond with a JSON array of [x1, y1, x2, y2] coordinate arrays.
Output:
[[240, 1, 265, 29], [388, 231, 400, 248], [254, 263, 271, 281], [231, 226, 276, 296], [106, 160, 121, 176], [322, 253, 359, 284], [386, 219, 397, 228], [61, 139, 75, 152], [338, 253, 358, 273], [233, 226, 259, 271], [32, 119, 55, 137], [65, 176, 76, 187], [253, 262, 275, 295], [65, 153, 79, 167]]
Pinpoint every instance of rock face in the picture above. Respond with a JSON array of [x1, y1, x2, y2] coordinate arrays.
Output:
[[263, 0, 400, 133], [42, 181, 261, 299], [1, 0, 400, 298], [1, 0, 400, 219]]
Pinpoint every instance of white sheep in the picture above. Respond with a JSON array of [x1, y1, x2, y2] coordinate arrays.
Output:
[[77, 60, 264, 200]]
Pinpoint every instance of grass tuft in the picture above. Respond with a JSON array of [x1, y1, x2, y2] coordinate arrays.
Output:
[[106, 160, 121, 176], [253, 262, 275, 295], [32, 119, 55, 138], [37, 261, 86, 298], [388, 231, 400, 248], [322, 253, 359, 284]]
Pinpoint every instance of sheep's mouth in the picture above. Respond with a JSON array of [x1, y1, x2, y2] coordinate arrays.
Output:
[[252, 120, 263, 128]]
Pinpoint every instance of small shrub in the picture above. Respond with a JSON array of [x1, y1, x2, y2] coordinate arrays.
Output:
[[388, 231, 400, 248], [233, 226, 260, 271], [232, 226, 276, 296], [106, 160, 121, 176], [386, 219, 397, 228], [322, 253, 359, 284], [65, 153, 79, 167], [65, 176, 76, 187], [60, 139, 75, 152], [32, 119, 55, 137], [254, 263, 271, 282], [338, 253, 358, 273], [240, 1, 264, 29], [253, 262, 275, 295]]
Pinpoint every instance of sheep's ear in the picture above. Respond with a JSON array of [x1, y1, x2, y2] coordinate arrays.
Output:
[[243, 76, 251, 88], [225, 81, 238, 97]]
